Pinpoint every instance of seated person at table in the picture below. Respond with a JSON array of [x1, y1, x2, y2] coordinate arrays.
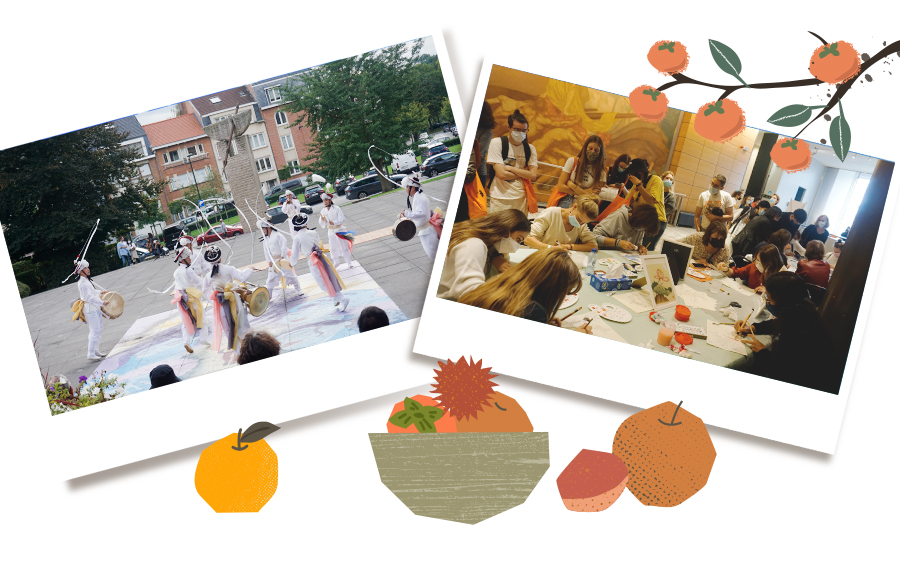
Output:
[[525, 194, 600, 252], [622, 158, 667, 251], [437, 209, 531, 301], [729, 272, 838, 393], [824, 239, 844, 269], [717, 243, 783, 293], [731, 206, 782, 267], [800, 214, 830, 247], [592, 203, 660, 254], [785, 229, 806, 259], [606, 153, 632, 187], [458, 248, 592, 334], [550, 135, 610, 210], [677, 221, 731, 267], [795, 240, 831, 288], [753, 229, 791, 267]]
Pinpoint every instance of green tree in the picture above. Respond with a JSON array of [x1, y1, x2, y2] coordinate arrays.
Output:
[[280, 39, 428, 193], [409, 54, 450, 125], [439, 98, 454, 124], [136, 201, 166, 233], [399, 101, 431, 149], [277, 164, 293, 182], [0, 123, 165, 264]]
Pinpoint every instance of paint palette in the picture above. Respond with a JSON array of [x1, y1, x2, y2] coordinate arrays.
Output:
[[560, 293, 579, 309], [589, 303, 632, 323]]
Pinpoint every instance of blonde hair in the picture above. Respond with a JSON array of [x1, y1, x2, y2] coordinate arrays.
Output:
[[661, 170, 675, 180], [459, 248, 582, 322], [574, 194, 602, 220], [449, 209, 530, 254]]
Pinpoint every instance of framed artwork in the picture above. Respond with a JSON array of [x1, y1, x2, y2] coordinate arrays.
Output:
[[641, 254, 677, 310]]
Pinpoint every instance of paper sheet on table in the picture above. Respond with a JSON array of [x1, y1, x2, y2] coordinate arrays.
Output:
[[719, 277, 756, 296], [621, 253, 642, 264], [707, 320, 748, 355], [675, 284, 718, 310], [562, 313, 627, 343], [612, 289, 654, 313]]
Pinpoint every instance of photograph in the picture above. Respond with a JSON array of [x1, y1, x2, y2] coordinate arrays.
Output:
[[2, 35, 458, 416]]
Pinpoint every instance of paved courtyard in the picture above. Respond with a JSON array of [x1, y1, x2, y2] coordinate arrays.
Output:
[[21, 175, 453, 382]]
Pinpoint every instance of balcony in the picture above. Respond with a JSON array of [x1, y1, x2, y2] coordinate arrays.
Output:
[[162, 152, 209, 170]]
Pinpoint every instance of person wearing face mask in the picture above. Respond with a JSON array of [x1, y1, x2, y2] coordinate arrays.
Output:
[[799, 214, 830, 248], [592, 203, 660, 254], [694, 174, 735, 231], [824, 239, 844, 269], [717, 244, 784, 294], [617, 158, 666, 251], [677, 221, 731, 267], [731, 205, 782, 267], [606, 154, 632, 187], [775, 208, 807, 239], [729, 272, 839, 393], [547, 135, 610, 210], [661, 170, 678, 222], [486, 109, 538, 215], [318, 193, 354, 269], [752, 229, 791, 268], [525, 194, 601, 252], [399, 171, 440, 260], [436, 209, 531, 301], [458, 247, 592, 334]]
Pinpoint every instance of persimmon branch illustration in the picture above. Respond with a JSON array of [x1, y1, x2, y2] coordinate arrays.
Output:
[[632, 33, 900, 172]]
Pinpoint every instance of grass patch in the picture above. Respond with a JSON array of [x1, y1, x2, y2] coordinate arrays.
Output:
[[187, 214, 241, 236], [423, 172, 456, 183], [447, 144, 461, 153]]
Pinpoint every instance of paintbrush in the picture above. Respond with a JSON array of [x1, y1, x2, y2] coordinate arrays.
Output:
[[560, 306, 582, 321]]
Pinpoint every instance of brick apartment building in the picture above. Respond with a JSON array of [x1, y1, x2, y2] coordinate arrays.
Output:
[[111, 116, 162, 184], [143, 114, 217, 222]]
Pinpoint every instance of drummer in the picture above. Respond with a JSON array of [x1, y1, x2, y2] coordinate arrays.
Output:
[[258, 219, 303, 301], [319, 193, 355, 269], [291, 213, 349, 312], [73, 259, 109, 361], [203, 245, 256, 353], [172, 248, 209, 353], [399, 171, 440, 259]]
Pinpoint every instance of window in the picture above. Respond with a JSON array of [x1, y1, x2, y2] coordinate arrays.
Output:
[[280, 134, 294, 151], [163, 149, 181, 164], [138, 163, 152, 178], [210, 96, 222, 104], [275, 111, 288, 126], [255, 157, 273, 173], [265, 86, 282, 105], [248, 133, 267, 150], [123, 140, 145, 158], [288, 160, 301, 175], [185, 143, 204, 157]]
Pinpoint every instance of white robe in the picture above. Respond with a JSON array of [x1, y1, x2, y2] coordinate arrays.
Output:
[[291, 227, 345, 303], [206, 264, 255, 352], [403, 190, 438, 259], [174, 264, 208, 345], [282, 199, 305, 220], [261, 231, 301, 295], [319, 203, 353, 265], [78, 276, 105, 359]]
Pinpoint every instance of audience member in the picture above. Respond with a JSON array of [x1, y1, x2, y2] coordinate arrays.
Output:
[[149, 364, 182, 390], [785, 229, 806, 259], [606, 154, 632, 186], [694, 174, 735, 231], [487, 109, 538, 215], [474, 101, 496, 187], [357, 306, 390, 333], [800, 214, 830, 247], [824, 239, 844, 268], [776, 208, 807, 237], [677, 221, 731, 267], [718, 243, 783, 293], [619, 158, 666, 251], [526, 195, 601, 252], [549, 135, 608, 209], [796, 240, 831, 288], [661, 171, 677, 224], [237, 331, 281, 365], [753, 228, 791, 267], [593, 203, 660, 254], [731, 206, 782, 266]]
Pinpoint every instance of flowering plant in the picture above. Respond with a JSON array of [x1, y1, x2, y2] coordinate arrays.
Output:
[[45, 370, 126, 416]]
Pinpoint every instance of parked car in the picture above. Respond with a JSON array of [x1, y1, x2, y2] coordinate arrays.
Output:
[[422, 143, 449, 160], [334, 177, 349, 196], [450, 125, 458, 136], [418, 132, 429, 140], [422, 152, 460, 177], [271, 179, 302, 195], [304, 184, 326, 204], [346, 174, 405, 200], [162, 223, 186, 249], [196, 224, 244, 244], [391, 151, 420, 175], [266, 205, 288, 225]]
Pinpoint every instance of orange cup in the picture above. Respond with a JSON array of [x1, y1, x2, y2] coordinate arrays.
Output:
[[674, 305, 691, 322]]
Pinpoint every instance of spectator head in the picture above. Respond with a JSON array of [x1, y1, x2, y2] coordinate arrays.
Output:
[[702, 221, 728, 249], [806, 240, 826, 261], [765, 271, 812, 310], [815, 214, 830, 229], [834, 240, 845, 254], [478, 101, 497, 130], [119, 236, 125, 241], [149, 364, 181, 390], [448, 209, 531, 254], [708, 174, 727, 193], [661, 170, 675, 190], [237, 331, 281, 365], [792, 209, 808, 224], [754, 243, 784, 285], [613, 154, 631, 173], [766, 206, 783, 222], [507, 109, 529, 132], [357, 306, 390, 333], [623, 158, 650, 183], [577, 135, 606, 182], [769, 229, 792, 251], [628, 203, 661, 236], [731, 190, 743, 200], [770, 193, 780, 205], [573, 194, 602, 223], [758, 200, 772, 210]]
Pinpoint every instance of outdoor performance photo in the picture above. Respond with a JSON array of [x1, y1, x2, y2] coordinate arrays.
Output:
[[436, 64, 893, 396], [2, 35, 458, 415]]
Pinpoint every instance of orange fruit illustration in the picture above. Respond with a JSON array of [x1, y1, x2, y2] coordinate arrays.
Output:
[[694, 99, 745, 142], [195, 422, 279, 512], [455, 391, 533, 432], [809, 41, 861, 85], [629, 85, 669, 123], [612, 401, 716, 507], [647, 40, 690, 75], [557, 449, 629, 512], [770, 138, 813, 173], [386, 394, 457, 433]]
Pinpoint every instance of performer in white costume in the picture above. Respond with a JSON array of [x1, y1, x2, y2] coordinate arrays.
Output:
[[204, 245, 255, 353], [318, 193, 354, 268], [400, 172, 440, 260], [291, 213, 349, 312], [281, 190, 304, 222], [258, 218, 303, 300], [172, 248, 210, 353], [72, 260, 109, 361]]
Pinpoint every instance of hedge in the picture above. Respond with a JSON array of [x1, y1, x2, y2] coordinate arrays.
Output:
[[12, 242, 123, 294]]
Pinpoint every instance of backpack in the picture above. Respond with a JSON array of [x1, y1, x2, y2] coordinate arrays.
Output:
[[486, 136, 532, 190]]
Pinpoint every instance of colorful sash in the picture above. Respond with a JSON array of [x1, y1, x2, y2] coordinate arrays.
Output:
[[428, 208, 444, 239], [335, 231, 355, 253], [209, 284, 240, 351], [309, 245, 346, 298], [172, 287, 204, 335]]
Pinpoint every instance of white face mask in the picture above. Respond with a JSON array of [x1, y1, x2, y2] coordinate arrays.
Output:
[[755, 260, 764, 272], [510, 131, 526, 143], [817, 221, 826, 228], [495, 236, 520, 254], [709, 185, 720, 195]]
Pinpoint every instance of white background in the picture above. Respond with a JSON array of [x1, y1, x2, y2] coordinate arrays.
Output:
[[1, 1, 896, 564]]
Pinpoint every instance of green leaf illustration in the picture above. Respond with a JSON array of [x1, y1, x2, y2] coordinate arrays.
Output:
[[709, 39, 747, 86], [658, 41, 676, 53], [404, 397, 424, 412], [642, 88, 660, 101], [830, 101, 851, 162], [781, 139, 799, 150], [820, 43, 840, 58], [767, 104, 825, 127], [703, 100, 724, 116], [389, 398, 444, 433], [389, 409, 415, 429]]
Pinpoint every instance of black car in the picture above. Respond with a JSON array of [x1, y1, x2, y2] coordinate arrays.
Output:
[[346, 174, 405, 200], [305, 185, 325, 204], [161, 222, 186, 249], [268, 179, 302, 197], [422, 152, 460, 177], [334, 178, 349, 196], [422, 144, 449, 160], [266, 205, 288, 224]]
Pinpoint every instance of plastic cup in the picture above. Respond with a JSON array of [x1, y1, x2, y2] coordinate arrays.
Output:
[[657, 322, 676, 346]]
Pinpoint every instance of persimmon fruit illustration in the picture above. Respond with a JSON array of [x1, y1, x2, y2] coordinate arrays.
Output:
[[612, 401, 715, 507], [456, 391, 533, 432], [195, 422, 280, 513], [694, 99, 745, 142], [770, 138, 813, 173], [647, 40, 690, 75], [557, 449, 629, 512], [809, 41, 861, 85], [629, 85, 669, 123]]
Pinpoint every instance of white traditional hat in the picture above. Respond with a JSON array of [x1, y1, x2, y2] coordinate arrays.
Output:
[[75, 259, 89, 272], [322, 192, 334, 200], [291, 213, 309, 230], [284, 190, 294, 198], [174, 247, 191, 264], [179, 235, 194, 247], [257, 218, 273, 232], [204, 245, 222, 264]]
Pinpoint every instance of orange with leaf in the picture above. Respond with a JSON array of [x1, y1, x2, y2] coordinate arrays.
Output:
[[647, 40, 690, 75], [809, 41, 861, 85], [770, 137, 812, 173], [694, 99, 745, 142], [629, 85, 669, 123]]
